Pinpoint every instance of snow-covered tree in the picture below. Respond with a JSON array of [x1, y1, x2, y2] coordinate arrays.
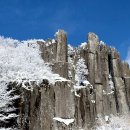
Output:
[[75, 58, 89, 86], [0, 36, 63, 128]]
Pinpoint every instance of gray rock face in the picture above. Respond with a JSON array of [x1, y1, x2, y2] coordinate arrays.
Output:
[[56, 30, 67, 62], [2, 31, 130, 130], [38, 30, 68, 78]]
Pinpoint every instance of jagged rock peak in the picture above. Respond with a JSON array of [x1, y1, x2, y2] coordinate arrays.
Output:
[[55, 29, 67, 34], [88, 32, 99, 44], [55, 29, 67, 62], [55, 29, 67, 42]]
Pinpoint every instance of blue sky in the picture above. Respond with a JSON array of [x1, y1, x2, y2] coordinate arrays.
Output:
[[0, 0, 130, 60]]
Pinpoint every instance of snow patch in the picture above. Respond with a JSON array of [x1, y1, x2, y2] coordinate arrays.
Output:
[[100, 40, 106, 45], [108, 75, 114, 90], [52, 39, 56, 44], [22, 39, 45, 44], [91, 100, 95, 103], [45, 39, 56, 46], [80, 42, 87, 49], [0, 128, 14, 130], [105, 116, 109, 122], [68, 44, 74, 56], [74, 80, 92, 90], [53, 117, 74, 126], [95, 115, 130, 130]]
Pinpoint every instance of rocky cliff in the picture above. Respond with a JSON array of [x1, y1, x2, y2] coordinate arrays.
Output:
[[0, 30, 130, 130]]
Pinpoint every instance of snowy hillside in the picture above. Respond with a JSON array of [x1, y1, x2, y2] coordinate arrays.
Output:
[[0, 36, 62, 84], [0, 36, 63, 129]]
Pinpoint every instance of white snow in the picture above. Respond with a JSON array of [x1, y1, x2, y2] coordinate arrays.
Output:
[[55, 78, 70, 82], [75, 58, 89, 88], [108, 75, 114, 90], [74, 85, 87, 90], [105, 116, 109, 122], [80, 42, 87, 49], [68, 44, 74, 56], [75, 58, 88, 85], [74, 58, 92, 96], [103, 75, 115, 95], [22, 39, 45, 44], [44, 39, 57, 47], [74, 91, 81, 97], [52, 39, 56, 44], [0, 36, 20, 47], [95, 115, 130, 130], [74, 80, 92, 90], [100, 41, 106, 45], [0, 128, 14, 130], [82, 80, 91, 87], [0, 81, 20, 111], [54, 30, 60, 36], [91, 100, 95, 103], [53, 117, 74, 126], [0, 36, 62, 84], [0, 113, 18, 121]]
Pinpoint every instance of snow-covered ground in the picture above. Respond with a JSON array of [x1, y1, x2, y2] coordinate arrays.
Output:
[[95, 115, 130, 130]]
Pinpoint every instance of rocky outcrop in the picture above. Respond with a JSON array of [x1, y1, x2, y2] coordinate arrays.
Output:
[[1, 30, 130, 130], [38, 30, 68, 78]]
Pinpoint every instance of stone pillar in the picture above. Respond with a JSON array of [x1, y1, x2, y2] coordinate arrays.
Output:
[[87, 33, 104, 117], [56, 30, 67, 62], [122, 62, 130, 110], [111, 49, 129, 113]]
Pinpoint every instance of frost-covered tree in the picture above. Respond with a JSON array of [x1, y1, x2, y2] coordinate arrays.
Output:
[[0, 36, 63, 129], [75, 58, 89, 86]]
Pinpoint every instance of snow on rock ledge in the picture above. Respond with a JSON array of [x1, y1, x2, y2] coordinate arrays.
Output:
[[53, 117, 74, 126], [79, 42, 87, 49]]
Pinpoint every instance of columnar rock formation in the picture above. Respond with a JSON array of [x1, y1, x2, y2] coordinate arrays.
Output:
[[1, 30, 130, 130], [38, 30, 68, 78]]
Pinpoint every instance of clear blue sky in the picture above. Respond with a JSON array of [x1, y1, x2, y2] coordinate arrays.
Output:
[[0, 0, 130, 59]]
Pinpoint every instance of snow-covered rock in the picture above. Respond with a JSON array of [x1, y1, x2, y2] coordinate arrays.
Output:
[[53, 117, 74, 126]]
